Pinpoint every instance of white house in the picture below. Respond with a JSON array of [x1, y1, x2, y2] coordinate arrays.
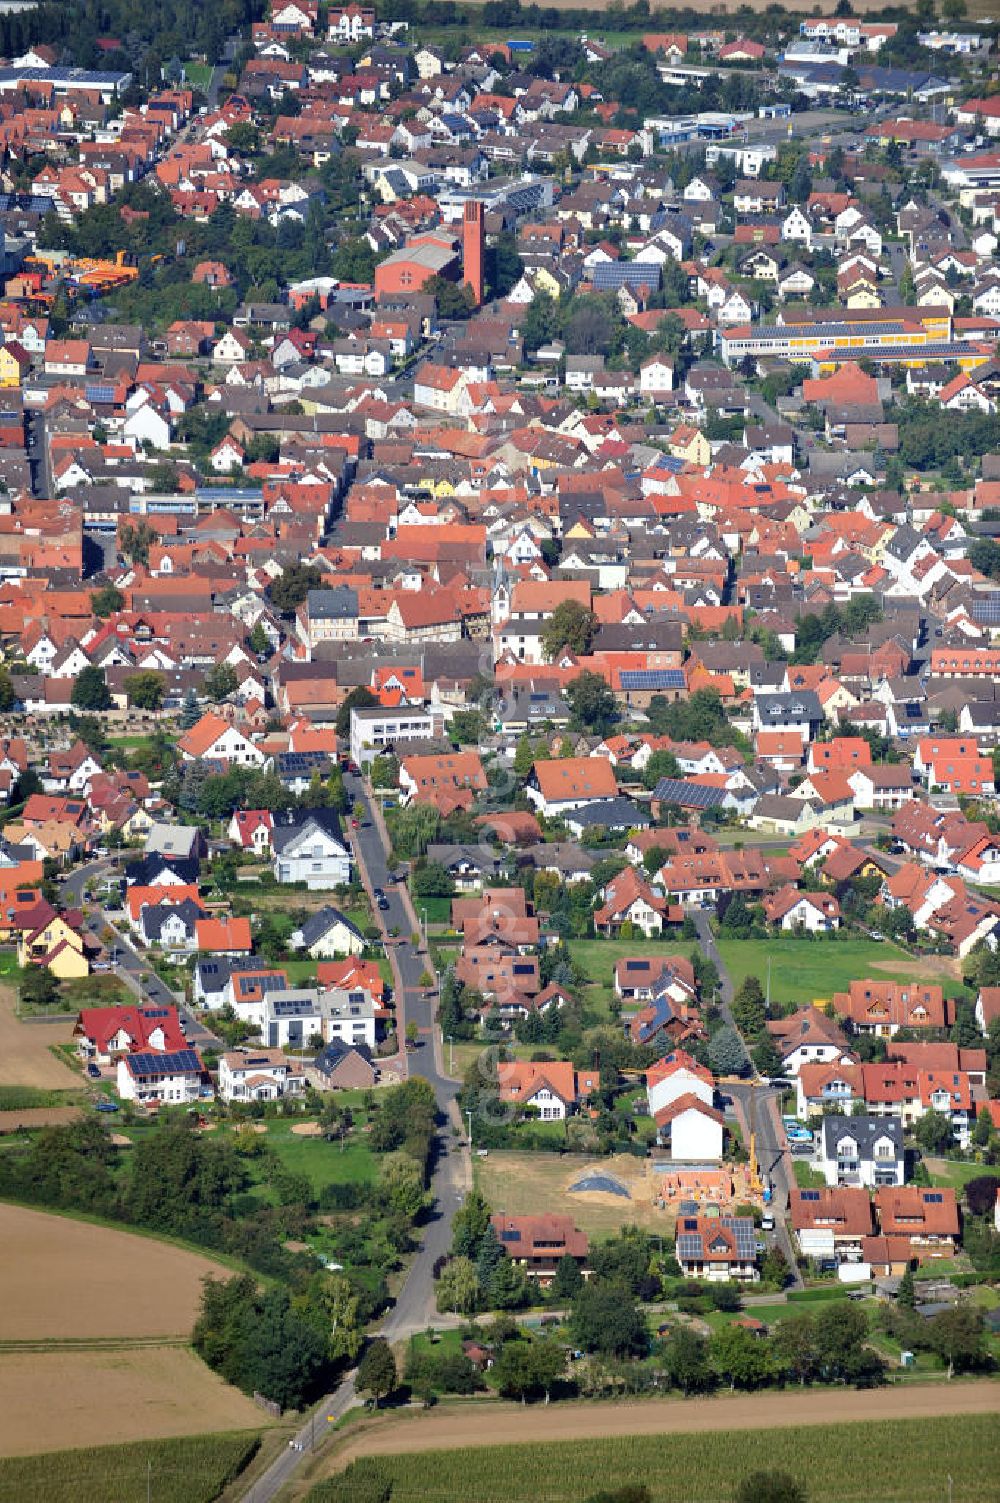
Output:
[[646, 1052, 714, 1116], [218, 1048, 306, 1103], [271, 810, 352, 889], [289, 905, 366, 958], [178, 712, 267, 767], [640, 356, 674, 399], [817, 1114, 904, 1188], [116, 1047, 206, 1106]]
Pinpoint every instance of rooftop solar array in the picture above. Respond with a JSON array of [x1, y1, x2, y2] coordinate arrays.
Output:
[[619, 669, 687, 690], [127, 1049, 201, 1075], [651, 777, 726, 808]]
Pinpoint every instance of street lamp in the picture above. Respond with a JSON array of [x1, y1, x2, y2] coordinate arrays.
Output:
[[465, 1107, 473, 1152], [420, 906, 427, 948], [447, 1033, 454, 1074]]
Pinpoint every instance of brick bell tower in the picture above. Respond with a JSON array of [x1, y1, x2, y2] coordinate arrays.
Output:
[[463, 200, 484, 307]]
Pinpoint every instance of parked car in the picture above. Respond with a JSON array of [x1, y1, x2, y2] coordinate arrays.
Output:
[[93, 1099, 119, 1112], [86, 1063, 101, 1079]]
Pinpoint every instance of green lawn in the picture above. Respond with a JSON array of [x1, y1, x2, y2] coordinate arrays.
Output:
[[924, 1157, 991, 1190], [714, 936, 965, 1007], [313, 1415, 1000, 1503], [183, 61, 213, 89], [414, 895, 452, 927], [793, 1160, 826, 1189], [263, 1117, 377, 1192], [568, 937, 684, 1013]]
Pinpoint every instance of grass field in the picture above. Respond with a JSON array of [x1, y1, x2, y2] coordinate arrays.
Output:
[[569, 938, 683, 1012], [713, 936, 964, 1007], [0, 983, 79, 1090], [258, 1117, 377, 1193], [313, 1410, 1000, 1503], [0, 1431, 259, 1502], [0, 1203, 235, 1341]]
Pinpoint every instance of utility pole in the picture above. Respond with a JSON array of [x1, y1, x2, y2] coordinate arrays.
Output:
[[465, 1107, 473, 1152], [147, 1458, 152, 1503], [448, 1034, 454, 1074], [765, 955, 771, 1014]]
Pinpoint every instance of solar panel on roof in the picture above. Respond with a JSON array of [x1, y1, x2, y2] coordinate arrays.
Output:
[[127, 1048, 200, 1075], [620, 670, 687, 690], [86, 384, 116, 404], [651, 777, 725, 809]]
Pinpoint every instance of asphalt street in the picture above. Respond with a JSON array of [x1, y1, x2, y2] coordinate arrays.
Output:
[[62, 857, 218, 1048], [239, 773, 463, 1503], [693, 909, 801, 1284]]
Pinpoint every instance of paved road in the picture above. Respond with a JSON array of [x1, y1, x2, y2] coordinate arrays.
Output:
[[239, 774, 463, 1503], [692, 910, 801, 1285]]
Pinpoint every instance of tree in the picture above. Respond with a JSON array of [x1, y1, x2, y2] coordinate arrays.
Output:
[[71, 666, 111, 711], [897, 1266, 916, 1310], [357, 1337, 397, 1407], [550, 1252, 584, 1301], [492, 1337, 564, 1401], [662, 1326, 711, 1394], [709, 1026, 745, 1076], [436, 1256, 480, 1315], [91, 583, 124, 617], [125, 671, 165, 711], [119, 520, 157, 566], [571, 1282, 647, 1358], [964, 1174, 1000, 1218], [411, 862, 454, 899], [248, 622, 270, 657], [203, 662, 238, 702], [451, 1191, 492, 1260], [734, 1473, 807, 1503], [752, 1033, 783, 1078], [541, 600, 598, 661], [19, 964, 60, 1010], [379, 1151, 428, 1219], [914, 1108, 954, 1155], [774, 1314, 818, 1386], [0, 665, 15, 713], [269, 561, 325, 615], [641, 750, 681, 790], [709, 1324, 774, 1389], [179, 688, 201, 729], [929, 1304, 985, 1378], [731, 975, 766, 1038], [565, 671, 619, 735], [490, 1254, 530, 1310], [336, 686, 380, 740], [425, 274, 475, 320]]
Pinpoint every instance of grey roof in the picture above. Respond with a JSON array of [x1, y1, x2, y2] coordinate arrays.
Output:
[[820, 1114, 904, 1160], [755, 690, 823, 722], [141, 898, 202, 939], [270, 807, 347, 855], [308, 586, 358, 620], [566, 796, 651, 830], [294, 905, 363, 948]]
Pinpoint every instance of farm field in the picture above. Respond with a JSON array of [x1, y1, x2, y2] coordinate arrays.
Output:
[[475, 1150, 667, 1238], [0, 1347, 264, 1458], [312, 1401, 1000, 1503], [713, 935, 964, 1007], [0, 983, 79, 1090], [0, 1431, 259, 1502], [0, 1203, 234, 1341]]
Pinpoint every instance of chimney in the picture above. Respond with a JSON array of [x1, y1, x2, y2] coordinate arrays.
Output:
[[463, 200, 484, 307]]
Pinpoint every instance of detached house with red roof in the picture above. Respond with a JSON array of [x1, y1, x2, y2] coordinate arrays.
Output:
[[492, 1214, 590, 1285], [74, 1003, 186, 1065], [526, 755, 618, 816], [594, 865, 670, 938], [178, 712, 267, 767], [497, 1059, 600, 1120], [646, 1049, 724, 1161], [763, 884, 841, 933]]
